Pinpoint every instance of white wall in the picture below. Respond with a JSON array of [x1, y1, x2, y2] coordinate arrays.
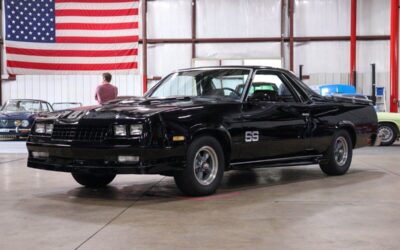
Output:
[[146, 0, 283, 77], [1, 0, 395, 108], [1, 74, 142, 106], [293, 0, 391, 106]]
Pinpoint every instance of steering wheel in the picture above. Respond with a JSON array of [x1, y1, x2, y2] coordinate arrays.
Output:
[[221, 87, 240, 97]]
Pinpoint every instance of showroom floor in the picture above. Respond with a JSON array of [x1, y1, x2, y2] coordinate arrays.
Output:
[[1, 142, 400, 250]]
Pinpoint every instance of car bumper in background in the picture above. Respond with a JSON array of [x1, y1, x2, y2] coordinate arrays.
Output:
[[0, 128, 30, 140]]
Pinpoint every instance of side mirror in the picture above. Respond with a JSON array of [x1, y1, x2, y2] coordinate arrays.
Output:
[[248, 90, 279, 102]]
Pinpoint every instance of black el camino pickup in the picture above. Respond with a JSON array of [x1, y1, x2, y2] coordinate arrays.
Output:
[[27, 66, 379, 196]]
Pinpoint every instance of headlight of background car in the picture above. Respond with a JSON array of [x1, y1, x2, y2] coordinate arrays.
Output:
[[114, 125, 127, 136], [45, 124, 54, 135], [14, 120, 22, 127], [34, 123, 46, 134], [21, 120, 30, 128], [130, 124, 143, 136]]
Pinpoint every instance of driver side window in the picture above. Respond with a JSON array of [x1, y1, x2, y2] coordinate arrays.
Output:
[[248, 71, 297, 102]]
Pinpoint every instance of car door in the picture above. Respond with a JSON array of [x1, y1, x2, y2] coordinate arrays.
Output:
[[239, 70, 312, 161]]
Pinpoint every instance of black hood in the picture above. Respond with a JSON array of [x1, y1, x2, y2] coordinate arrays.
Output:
[[55, 96, 234, 121]]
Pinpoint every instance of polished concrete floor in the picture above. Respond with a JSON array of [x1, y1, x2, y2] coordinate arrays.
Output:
[[1, 143, 400, 250]]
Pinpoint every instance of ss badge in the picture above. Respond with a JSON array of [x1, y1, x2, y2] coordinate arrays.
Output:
[[245, 131, 259, 142]]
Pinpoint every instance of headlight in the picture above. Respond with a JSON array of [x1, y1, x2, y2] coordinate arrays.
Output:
[[114, 125, 127, 136], [14, 120, 22, 127], [130, 124, 143, 136], [21, 120, 30, 128], [34, 123, 46, 134], [45, 124, 54, 135]]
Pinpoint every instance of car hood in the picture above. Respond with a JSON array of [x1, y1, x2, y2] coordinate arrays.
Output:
[[0, 111, 35, 120], [55, 96, 233, 121]]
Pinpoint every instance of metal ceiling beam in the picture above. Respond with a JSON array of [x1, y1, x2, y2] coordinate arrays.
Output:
[[139, 35, 389, 44]]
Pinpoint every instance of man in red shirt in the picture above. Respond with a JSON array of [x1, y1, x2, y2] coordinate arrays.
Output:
[[95, 73, 118, 105]]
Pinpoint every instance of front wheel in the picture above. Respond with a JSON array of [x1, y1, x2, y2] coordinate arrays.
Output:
[[378, 123, 398, 146], [72, 173, 116, 188], [174, 136, 225, 196], [319, 130, 353, 176]]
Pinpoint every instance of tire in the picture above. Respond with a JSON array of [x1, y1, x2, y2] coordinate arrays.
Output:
[[174, 136, 225, 196], [71, 172, 116, 188], [378, 123, 398, 146], [319, 130, 353, 176]]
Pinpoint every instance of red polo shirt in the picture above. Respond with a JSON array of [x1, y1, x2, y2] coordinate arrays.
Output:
[[95, 82, 118, 105]]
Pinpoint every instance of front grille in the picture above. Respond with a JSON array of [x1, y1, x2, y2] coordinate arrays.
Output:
[[51, 124, 110, 142], [0, 135, 17, 140], [0, 119, 14, 127]]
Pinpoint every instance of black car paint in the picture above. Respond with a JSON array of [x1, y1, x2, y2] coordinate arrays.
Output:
[[27, 67, 378, 175]]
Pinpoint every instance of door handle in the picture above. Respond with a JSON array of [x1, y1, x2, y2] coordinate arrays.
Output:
[[302, 113, 310, 117]]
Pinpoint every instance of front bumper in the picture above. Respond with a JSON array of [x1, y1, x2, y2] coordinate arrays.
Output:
[[0, 128, 30, 140], [27, 142, 186, 174]]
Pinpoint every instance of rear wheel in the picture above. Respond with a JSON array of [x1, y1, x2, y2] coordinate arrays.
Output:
[[378, 123, 398, 146], [320, 130, 353, 176], [71, 173, 116, 188], [174, 136, 225, 196]]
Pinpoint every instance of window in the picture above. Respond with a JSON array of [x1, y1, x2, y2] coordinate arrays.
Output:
[[2, 100, 41, 112], [248, 71, 297, 102], [47, 103, 53, 112], [150, 69, 251, 100], [41, 102, 50, 112]]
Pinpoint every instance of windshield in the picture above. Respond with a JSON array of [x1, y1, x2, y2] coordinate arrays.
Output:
[[53, 103, 82, 111], [149, 69, 251, 100], [1, 100, 43, 112]]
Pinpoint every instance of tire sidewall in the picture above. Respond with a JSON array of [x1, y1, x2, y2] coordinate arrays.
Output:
[[321, 130, 353, 175], [176, 136, 225, 196], [72, 172, 116, 188], [378, 123, 397, 146]]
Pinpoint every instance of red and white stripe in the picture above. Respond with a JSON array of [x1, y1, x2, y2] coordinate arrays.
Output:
[[5, 0, 139, 75]]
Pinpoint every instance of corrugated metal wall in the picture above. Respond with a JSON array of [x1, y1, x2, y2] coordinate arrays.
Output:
[[1, 0, 394, 109], [1, 75, 142, 106]]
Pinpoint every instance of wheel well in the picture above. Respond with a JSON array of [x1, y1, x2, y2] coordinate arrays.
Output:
[[192, 130, 231, 170], [379, 122, 400, 135], [340, 126, 356, 148]]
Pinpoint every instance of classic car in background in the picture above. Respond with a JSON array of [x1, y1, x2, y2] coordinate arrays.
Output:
[[377, 112, 400, 146], [0, 99, 53, 140], [52, 102, 82, 111], [27, 66, 379, 196], [311, 84, 400, 146]]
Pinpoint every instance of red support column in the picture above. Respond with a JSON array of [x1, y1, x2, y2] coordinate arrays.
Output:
[[191, 0, 197, 59], [142, 0, 148, 94], [289, 0, 294, 71], [390, 0, 399, 112], [350, 0, 357, 87]]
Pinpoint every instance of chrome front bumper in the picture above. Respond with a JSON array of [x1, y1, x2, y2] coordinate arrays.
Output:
[[0, 128, 30, 140]]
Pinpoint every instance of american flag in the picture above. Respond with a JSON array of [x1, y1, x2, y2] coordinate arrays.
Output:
[[4, 0, 139, 75]]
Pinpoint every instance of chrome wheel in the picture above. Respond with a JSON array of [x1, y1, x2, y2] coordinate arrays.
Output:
[[334, 136, 348, 167], [193, 146, 218, 186], [378, 126, 394, 144]]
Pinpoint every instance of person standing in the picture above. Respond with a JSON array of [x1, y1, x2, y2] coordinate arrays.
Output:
[[95, 73, 118, 105]]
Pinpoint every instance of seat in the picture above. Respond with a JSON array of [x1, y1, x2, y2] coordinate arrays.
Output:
[[251, 90, 279, 102]]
